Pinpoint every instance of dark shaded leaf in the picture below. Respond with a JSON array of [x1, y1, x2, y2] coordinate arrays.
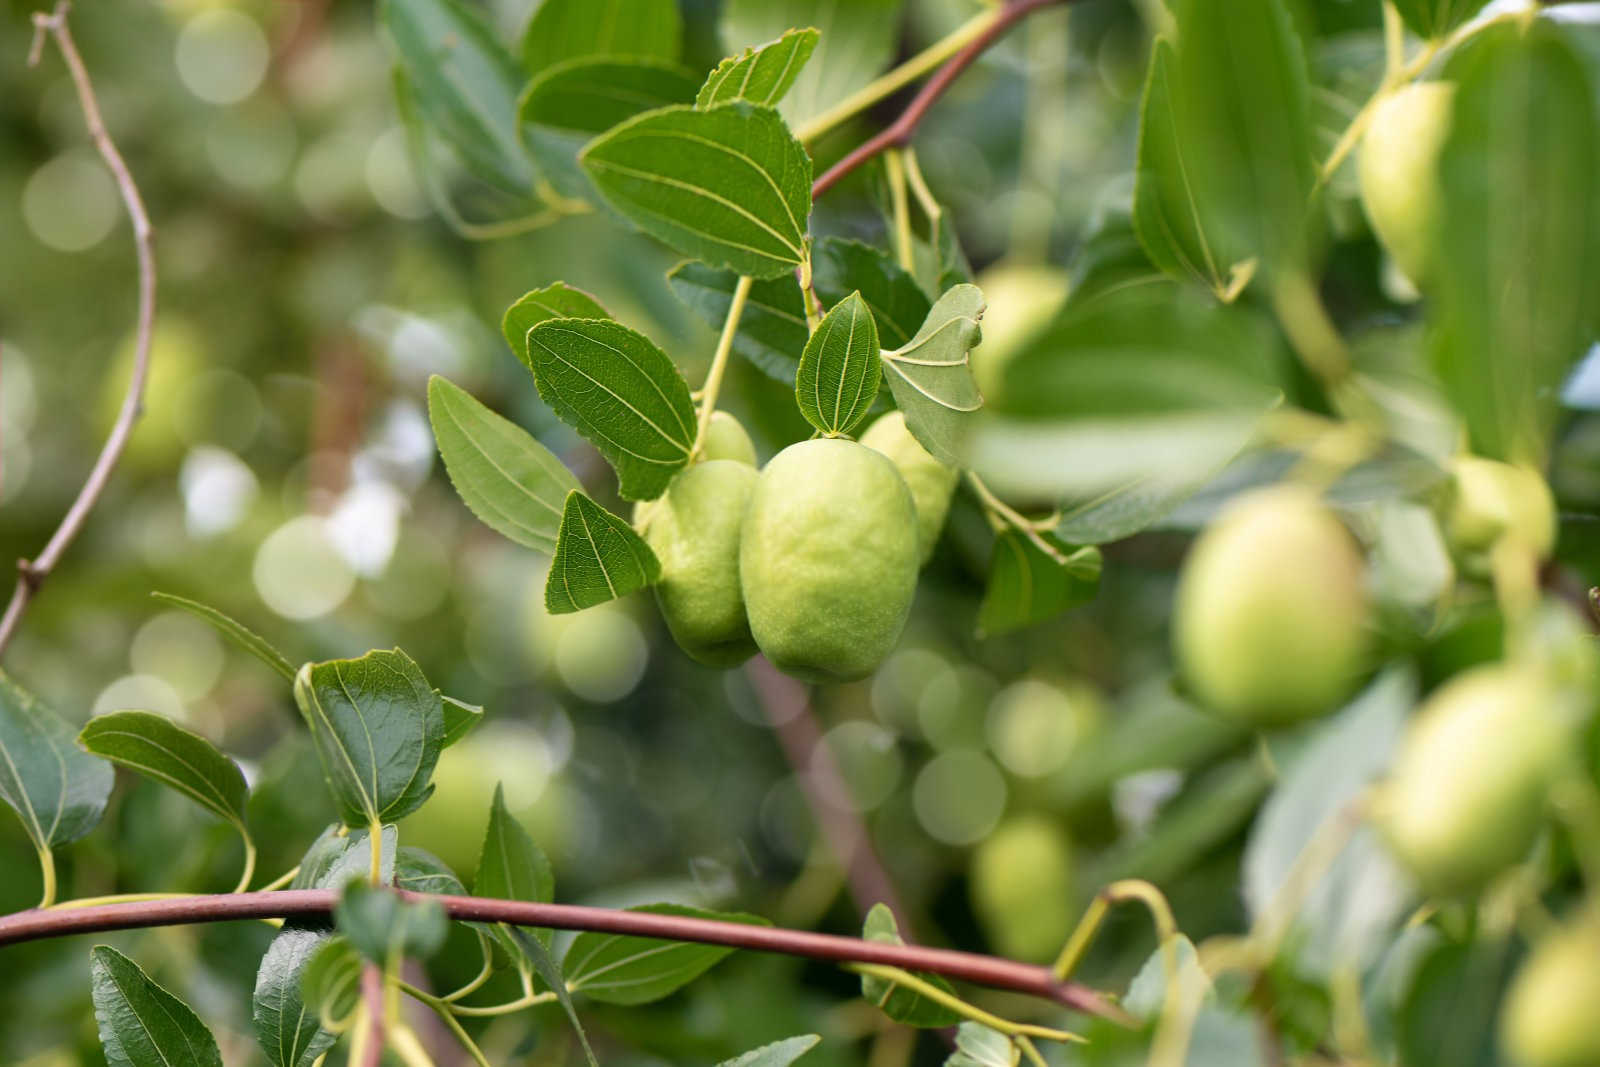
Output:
[[813, 238, 931, 351], [92, 946, 222, 1067], [976, 533, 1101, 637], [859, 904, 961, 1027], [254, 927, 337, 1067], [335, 880, 449, 963], [667, 262, 810, 383]]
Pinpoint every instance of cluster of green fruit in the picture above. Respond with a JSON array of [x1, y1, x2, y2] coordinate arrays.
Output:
[[636, 409, 956, 682]]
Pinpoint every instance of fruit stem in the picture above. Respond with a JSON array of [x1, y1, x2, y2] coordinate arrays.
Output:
[[847, 962, 1086, 1045], [693, 275, 755, 461], [966, 473, 1071, 564], [1269, 271, 1351, 390]]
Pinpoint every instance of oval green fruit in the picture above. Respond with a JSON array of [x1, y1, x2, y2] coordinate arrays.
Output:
[[740, 439, 919, 683], [860, 411, 958, 563], [971, 262, 1071, 400], [1502, 919, 1600, 1067], [1173, 485, 1370, 724], [1358, 81, 1453, 287], [700, 410, 758, 466], [1445, 455, 1557, 566], [969, 814, 1075, 962], [640, 460, 759, 668], [1379, 663, 1567, 897]]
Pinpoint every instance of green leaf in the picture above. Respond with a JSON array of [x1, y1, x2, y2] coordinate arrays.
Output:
[[1242, 669, 1416, 979], [1430, 22, 1600, 465], [254, 927, 337, 1067], [299, 937, 364, 1028], [521, 0, 682, 73], [719, 1036, 822, 1067], [502, 283, 612, 367], [859, 904, 961, 1027], [1390, 0, 1490, 41], [564, 903, 770, 1005], [795, 291, 880, 436], [880, 284, 985, 467], [78, 711, 248, 830], [428, 376, 580, 554], [524, 318, 697, 500], [667, 262, 810, 384], [1397, 939, 1514, 1067], [976, 534, 1101, 638], [1052, 477, 1203, 546], [509, 927, 601, 1067], [1166, 0, 1316, 280], [395, 845, 467, 896], [294, 824, 399, 889], [91, 946, 222, 1067], [698, 29, 820, 109], [475, 783, 555, 904], [149, 592, 295, 681], [336, 880, 449, 963], [720, 0, 905, 126], [580, 102, 813, 279], [1123, 937, 1265, 1067], [292, 649, 444, 828], [0, 669, 112, 853], [381, 0, 533, 196], [439, 694, 483, 748], [546, 490, 662, 613], [813, 238, 932, 351], [519, 57, 701, 204], [943, 1024, 1016, 1067], [1134, 39, 1246, 300]]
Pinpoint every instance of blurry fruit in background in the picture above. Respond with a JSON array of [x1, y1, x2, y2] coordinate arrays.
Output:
[[970, 262, 1071, 400], [969, 813, 1075, 962], [99, 318, 206, 469], [1444, 455, 1558, 573], [861, 410, 959, 563], [523, 577, 650, 703], [986, 676, 1105, 779], [1501, 917, 1600, 1067], [1358, 81, 1453, 288]]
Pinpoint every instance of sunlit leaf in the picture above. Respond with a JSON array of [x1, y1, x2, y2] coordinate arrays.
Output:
[[79, 711, 248, 829], [0, 669, 112, 853], [294, 824, 398, 890], [521, 0, 682, 73], [428, 376, 580, 554], [795, 291, 880, 436], [976, 533, 1101, 637], [475, 781, 555, 959], [581, 102, 812, 278], [524, 318, 697, 501], [502, 283, 612, 366], [546, 490, 662, 613], [880, 284, 985, 467], [92, 946, 222, 1067], [564, 903, 770, 1005], [698, 29, 820, 110], [720, 1036, 822, 1067]]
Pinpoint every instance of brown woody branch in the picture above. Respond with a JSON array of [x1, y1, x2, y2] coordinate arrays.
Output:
[[811, 0, 1071, 200], [0, 889, 1133, 1024], [0, 1, 158, 656]]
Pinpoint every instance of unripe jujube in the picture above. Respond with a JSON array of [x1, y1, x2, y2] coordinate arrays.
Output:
[[1378, 663, 1568, 896], [1444, 455, 1557, 568], [740, 439, 919, 683], [860, 411, 958, 563], [640, 460, 759, 668], [1358, 81, 1454, 286], [1502, 919, 1600, 1067], [969, 814, 1075, 962], [700, 410, 758, 467], [1173, 485, 1370, 724]]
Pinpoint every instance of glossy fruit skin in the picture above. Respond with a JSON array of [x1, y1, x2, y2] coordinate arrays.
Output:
[[1358, 81, 1454, 286], [701, 410, 758, 467], [1173, 486, 1370, 724], [1379, 663, 1567, 897], [1445, 456, 1557, 566], [860, 411, 958, 563], [1502, 920, 1600, 1067], [640, 460, 759, 668], [969, 815, 1075, 962], [740, 439, 919, 683]]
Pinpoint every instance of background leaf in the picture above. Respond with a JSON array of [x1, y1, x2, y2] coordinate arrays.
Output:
[[564, 903, 770, 1005], [395, 845, 467, 895], [795, 291, 880, 436], [976, 534, 1101, 638], [293, 649, 444, 828], [475, 781, 555, 959], [502, 283, 612, 367], [1430, 22, 1600, 465], [719, 1035, 822, 1067], [335, 880, 449, 963], [719, 0, 905, 126], [546, 491, 663, 613], [881, 283, 985, 467], [91, 946, 222, 1067], [698, 29, 820, 110], [298, 937, 364, 1027], [813, 238, 932, 351], [253, 927, 337, 1067], [668, 263, 810, 383], [1390, 0, 1491, 41], [580, 102, 813, 278], [428, 376, 580, 554], [943, 1024, 1014, 1067], [524, 318, 697, 500], [521, 0, 682, 74], [79, 711, 248, 829], [149, 592, 295, 681], [0, 669, 113, 852], [859, 904, 961, 1027]]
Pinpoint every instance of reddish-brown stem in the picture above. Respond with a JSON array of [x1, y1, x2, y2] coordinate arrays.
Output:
[[811, 0, 1070, 200], [0, 889, 1132, 1024], [360, 963, 385, 1067]]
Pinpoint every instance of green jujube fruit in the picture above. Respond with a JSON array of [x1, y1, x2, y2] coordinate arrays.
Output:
[[1358, 81, 1453, 286], [1378, 663, 1568, 896], [640, 460, 759, 668], [740, 439, 919, 683], [1501, 920, 1600, 1067], [1173, 485, 1370, 724], [700, 410, 758, 466], [860, 411, 958, 563], [969, 815, 1075, 962], [1444, 455, 1557, 567]]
